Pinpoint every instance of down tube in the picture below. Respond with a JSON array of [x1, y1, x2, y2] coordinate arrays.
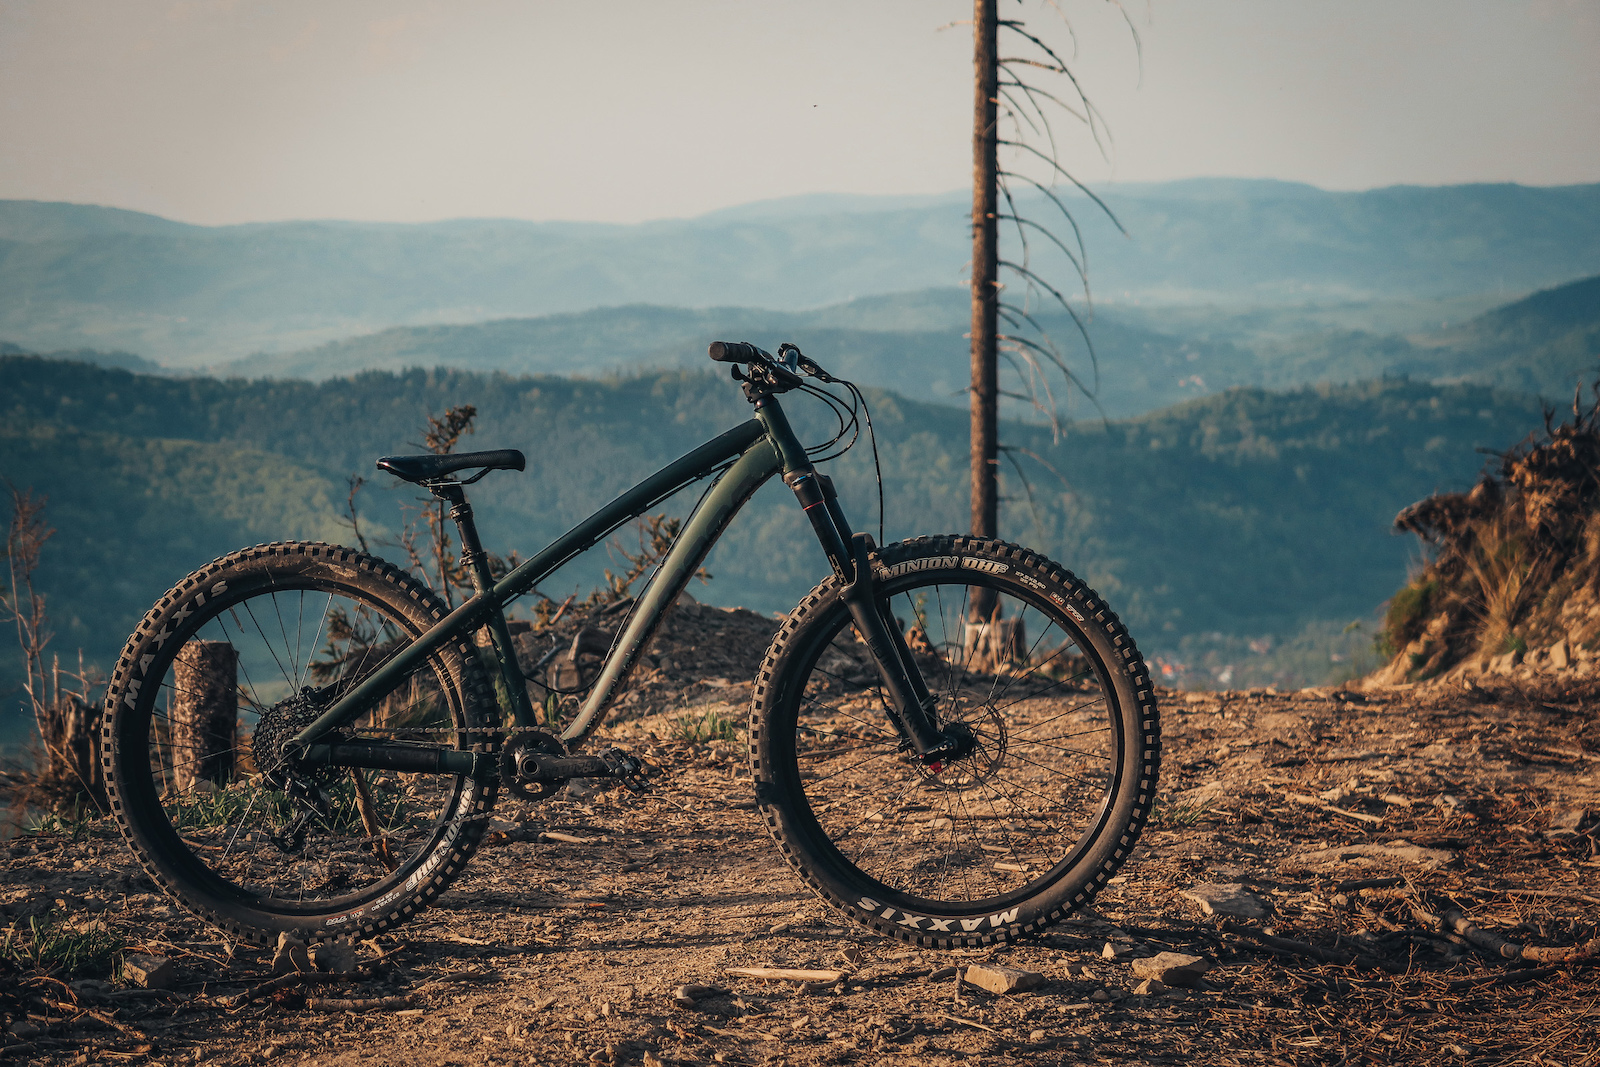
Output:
[[562, 437, 783, 747]]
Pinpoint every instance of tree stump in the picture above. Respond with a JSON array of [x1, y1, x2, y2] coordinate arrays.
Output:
[[963, 614, 1027, 675], [171, 640, 238, 791]]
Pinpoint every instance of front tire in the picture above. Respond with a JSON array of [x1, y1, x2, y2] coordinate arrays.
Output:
[[751, 536, 1160, 947], [104, 542, 498, 946]]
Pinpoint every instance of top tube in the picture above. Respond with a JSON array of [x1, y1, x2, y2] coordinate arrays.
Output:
[[489, 419, 768, 609]]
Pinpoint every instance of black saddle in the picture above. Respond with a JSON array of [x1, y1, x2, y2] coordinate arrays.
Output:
[[376, 449, 526, 485]]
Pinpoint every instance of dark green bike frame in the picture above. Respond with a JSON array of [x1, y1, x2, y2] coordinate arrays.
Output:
[[289, 394, 915, 777]]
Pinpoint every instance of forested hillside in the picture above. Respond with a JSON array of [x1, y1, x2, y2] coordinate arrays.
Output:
[[217, 296, 1249, 420], [1, 354, 1544, 742], [4, 180, 1598, 363]]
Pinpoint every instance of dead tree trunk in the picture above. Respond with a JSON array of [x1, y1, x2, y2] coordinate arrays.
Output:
[[970, 0, 1000, 548], [970, 0, 1001, 623], [36, 692, 105, 809], [171, 639, 238, 791]]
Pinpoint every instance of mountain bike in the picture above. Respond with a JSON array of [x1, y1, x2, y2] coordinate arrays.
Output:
[[103, 341, 1160, 950]]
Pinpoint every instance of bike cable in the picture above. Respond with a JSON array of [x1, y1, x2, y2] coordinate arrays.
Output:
[[792, 372, 885, 548]]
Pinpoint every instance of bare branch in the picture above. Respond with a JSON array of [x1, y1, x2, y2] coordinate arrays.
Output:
[[997, 87, 1048, 141], [996, 337, 1061, 413], [997, 169, 1094, 267], [998, 445, 1050, 542], [997, 212, 1087, 285], [1000, 443, 1075, 494], [997, 75, 1088, 126], [997, 18, 1114, 151], [339, 475, 372, 555], [1001, 328, 1102, 416], [998, 139, 1126, 235]]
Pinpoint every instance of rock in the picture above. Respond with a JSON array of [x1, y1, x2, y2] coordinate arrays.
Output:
[[123, 953, 177, 989], [962, 963, 1046, 995], [1284, 841, 1457, 868], [926, 966, 959, 981], [69, 979, 113, 1000], [272, 933, 311, 975], [1089, 989, 1112, 1003], [1549, 808, 1593, 835], [1180, 882, 1272, 919], [1132, 978, 1167, 995], [1101, 938, 1142, 960], [1129, 952, 1212, 987], [310, 939, 358, 974], [671, 983, 727, 1008], [1551, 640, 1571, 670]]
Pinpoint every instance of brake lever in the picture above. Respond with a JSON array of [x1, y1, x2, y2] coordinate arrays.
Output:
[[796, 355, 836, 383], [777, 342, 837, 383]]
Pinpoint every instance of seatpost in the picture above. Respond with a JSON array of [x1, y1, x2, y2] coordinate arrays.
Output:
[[427, 482, 491, 593]]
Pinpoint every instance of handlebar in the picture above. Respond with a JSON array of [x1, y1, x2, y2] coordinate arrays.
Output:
[[708, 340, 770, 364], [708, 339, 840, 400]]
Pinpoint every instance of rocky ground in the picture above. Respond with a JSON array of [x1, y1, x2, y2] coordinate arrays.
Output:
[[3, 641, 1599, 1066]]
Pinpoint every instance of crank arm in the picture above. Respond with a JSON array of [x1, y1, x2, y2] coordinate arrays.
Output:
[[512, 747, 650, 794], [515, 753, 626, 780], [837, 534, 952, 758]]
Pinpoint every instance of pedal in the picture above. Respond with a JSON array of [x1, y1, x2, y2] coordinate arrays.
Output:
[[599, 747, 651, 795]]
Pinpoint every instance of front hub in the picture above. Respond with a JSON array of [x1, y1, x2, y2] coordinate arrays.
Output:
[[916, 707, 1007, 791]]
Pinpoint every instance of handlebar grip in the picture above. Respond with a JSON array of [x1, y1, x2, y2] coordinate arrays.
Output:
[[708, 340, 767, 363]]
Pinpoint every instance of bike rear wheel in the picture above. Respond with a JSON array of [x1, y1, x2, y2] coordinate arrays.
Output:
[[751, 535, 1160, 947], [104, 542, 498, 946]]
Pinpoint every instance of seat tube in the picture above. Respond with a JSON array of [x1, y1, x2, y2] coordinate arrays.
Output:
[[438, 482, 536, 728]]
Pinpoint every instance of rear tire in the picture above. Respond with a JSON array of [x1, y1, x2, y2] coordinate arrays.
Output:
[[104, 542, 498, 946], [751, 536, 1160, 947]]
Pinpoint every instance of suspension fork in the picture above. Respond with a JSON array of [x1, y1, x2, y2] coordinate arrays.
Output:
[[756, 400, 954, 760]]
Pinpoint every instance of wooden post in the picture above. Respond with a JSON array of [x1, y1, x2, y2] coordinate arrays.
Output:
[[172, 640, 238, 791]]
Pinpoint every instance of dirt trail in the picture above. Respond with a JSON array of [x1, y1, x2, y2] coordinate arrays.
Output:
[[4, 668, 1598, 1066]]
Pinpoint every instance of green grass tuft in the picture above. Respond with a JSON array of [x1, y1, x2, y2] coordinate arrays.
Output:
[[1, 914, 124, 979], [671, 707, 741, 745]]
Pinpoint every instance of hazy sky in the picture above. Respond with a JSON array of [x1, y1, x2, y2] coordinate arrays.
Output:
[[2, 0, 1597, 225]]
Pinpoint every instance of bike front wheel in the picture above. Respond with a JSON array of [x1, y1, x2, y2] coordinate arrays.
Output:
[[104, 542, 498, 946], [751, 535, 1160, 947]]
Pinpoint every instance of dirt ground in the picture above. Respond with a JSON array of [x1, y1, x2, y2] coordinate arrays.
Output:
[[4, 634, 1599, 1066]]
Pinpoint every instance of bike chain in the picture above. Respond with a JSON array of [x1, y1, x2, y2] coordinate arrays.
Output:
[[239, 726, 665, 854]]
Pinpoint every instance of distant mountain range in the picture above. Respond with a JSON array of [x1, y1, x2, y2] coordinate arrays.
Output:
[[167, 272, 1587, 420], [3, 179, 1599, 365], [11, 272, 1594, 422]]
